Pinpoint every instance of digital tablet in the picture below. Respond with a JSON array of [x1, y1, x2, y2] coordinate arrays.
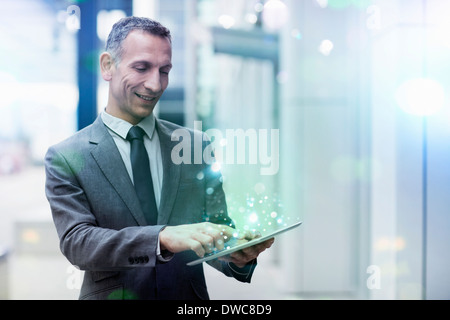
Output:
[[186, 220, 302, 266]]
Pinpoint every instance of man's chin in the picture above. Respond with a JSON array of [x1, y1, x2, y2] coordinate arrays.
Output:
[[133, 104, 156, 119]]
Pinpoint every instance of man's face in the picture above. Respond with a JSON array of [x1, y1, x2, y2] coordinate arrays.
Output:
[[105, 30, 172, 124]]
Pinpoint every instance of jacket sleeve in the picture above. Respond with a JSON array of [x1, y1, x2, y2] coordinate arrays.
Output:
[[207, 258, 257, 283], [44, 145, 164, 272]]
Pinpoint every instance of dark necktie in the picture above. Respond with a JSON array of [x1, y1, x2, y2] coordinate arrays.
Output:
[[126, 126, 158, 225]]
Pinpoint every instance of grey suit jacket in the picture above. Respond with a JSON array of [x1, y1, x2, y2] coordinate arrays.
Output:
[[44, 115, 256, 300]]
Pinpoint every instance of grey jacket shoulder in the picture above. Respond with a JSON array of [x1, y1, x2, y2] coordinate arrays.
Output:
[[47, 123, 100, 156], [156, 118, 204, 139]]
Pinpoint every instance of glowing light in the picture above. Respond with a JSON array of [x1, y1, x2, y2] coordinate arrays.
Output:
[[218, 14, 235, 29], [227, 191, 290, 234], [196, 172, 204, 180], [211, 162, 221, 172], [254, 2, 264, 12], [219, 138, 227, 147], [245, 13, 258, 24], [318, 39, 334, 56], [249, 212, 258, 223], [262, 0, 289, 31], [395, 78, 445, 116], [247, 197, 255, 207]]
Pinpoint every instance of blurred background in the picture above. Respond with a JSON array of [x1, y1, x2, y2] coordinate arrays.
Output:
[[0, 0, 449, 300]]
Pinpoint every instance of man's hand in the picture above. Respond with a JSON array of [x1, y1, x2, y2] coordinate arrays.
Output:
[[219, 230, 275, 268], [159, 222, 235, 257]]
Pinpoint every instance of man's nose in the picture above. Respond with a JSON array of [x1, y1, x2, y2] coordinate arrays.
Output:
[[143, 69, 162, 93]]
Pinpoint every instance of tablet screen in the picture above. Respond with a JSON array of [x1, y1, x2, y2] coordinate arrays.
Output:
[[186, 220, 302, 266]]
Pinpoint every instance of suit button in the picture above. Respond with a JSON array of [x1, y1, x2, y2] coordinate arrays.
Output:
[[138, 256, 145, 263], [128, 257, 135, 264], [144, 255, 149, 263]]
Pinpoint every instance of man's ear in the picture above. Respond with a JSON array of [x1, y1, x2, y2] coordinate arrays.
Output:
[[100, 52, 115, 81]]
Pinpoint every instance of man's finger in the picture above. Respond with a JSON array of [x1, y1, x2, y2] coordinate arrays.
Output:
[[214, 224, 236, 239], [187, 239, 206, 258], [235, 229, 261, 241], [242, 238, 274, 254], [262, 237, 275, 248], [200, 223, 233, 250], [194, 232, 219, 253]]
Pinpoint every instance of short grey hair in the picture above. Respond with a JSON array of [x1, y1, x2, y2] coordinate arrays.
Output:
[[105, 16, 171, 64]]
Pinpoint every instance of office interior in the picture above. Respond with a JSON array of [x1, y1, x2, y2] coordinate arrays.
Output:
[[0, 0, 449, 300]]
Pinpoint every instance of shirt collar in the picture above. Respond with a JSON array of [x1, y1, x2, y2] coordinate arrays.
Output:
[[101, 110, 156, 140]]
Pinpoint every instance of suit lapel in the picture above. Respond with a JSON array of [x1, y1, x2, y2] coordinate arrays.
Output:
[[88, 116, 148, 226], [156, 119, 181, 225]]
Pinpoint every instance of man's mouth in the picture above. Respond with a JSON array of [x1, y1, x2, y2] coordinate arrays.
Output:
[[135, 92, 157, 102]]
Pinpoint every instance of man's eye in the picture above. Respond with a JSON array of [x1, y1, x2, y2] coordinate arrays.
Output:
[[134, 67, 147, 72]]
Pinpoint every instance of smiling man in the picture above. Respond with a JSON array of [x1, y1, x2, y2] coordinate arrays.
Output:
[[44, 17, 273, 300], [101, 25, 172, 125]]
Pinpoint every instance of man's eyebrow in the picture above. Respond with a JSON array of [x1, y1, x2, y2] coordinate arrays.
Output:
[[129, 60, 150, 66], [128, 61, 172, 68]]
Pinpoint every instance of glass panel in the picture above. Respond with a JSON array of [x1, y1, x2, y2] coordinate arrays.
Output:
[[0, 0, 78, 299]]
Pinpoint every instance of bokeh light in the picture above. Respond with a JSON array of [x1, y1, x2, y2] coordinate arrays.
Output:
[[225, 186, 299, 236], [318, 39, 334, 56], [262, 0, 289, 31]]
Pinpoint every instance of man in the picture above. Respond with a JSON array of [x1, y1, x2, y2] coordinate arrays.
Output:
[[45, 16, 273, 300]]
